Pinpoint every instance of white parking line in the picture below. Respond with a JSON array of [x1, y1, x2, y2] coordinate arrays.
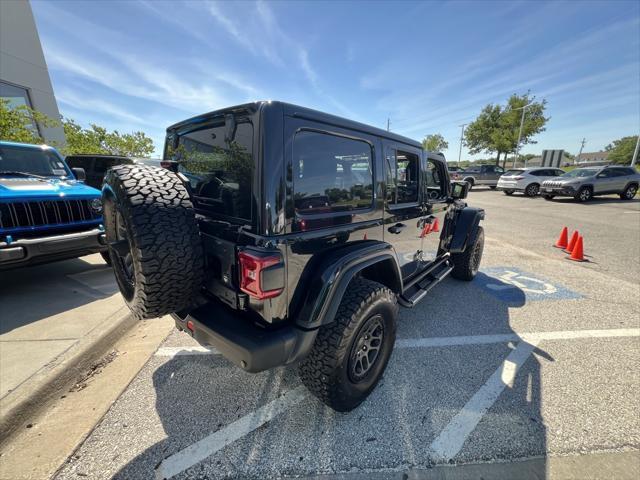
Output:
[[430, 339, 539, 461], [156, 328, 640, 357], [155, 346, 219, 356], [154, 386, 308, 479]]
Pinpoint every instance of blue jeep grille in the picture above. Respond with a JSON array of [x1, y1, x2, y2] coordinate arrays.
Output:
[[0, 199, 100, 231]]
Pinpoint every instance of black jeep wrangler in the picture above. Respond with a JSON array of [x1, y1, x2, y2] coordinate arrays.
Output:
[[102, 101, 484, 411]]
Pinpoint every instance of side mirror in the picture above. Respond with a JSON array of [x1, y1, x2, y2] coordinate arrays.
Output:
[[451, 181, 469, 200], [72, 167, 86, 182]]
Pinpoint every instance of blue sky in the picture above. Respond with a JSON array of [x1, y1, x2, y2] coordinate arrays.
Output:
[[32, 0, 640, 159]]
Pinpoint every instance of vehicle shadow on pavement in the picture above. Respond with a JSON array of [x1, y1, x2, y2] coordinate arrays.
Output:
[[111, 273, 553, 479], [549, 197, 639, 205], [0, 257, 116, 334]]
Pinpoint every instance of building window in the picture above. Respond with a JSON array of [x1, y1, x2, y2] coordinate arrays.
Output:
[[1, 81, 40, 134], [0, 81, 33, 109]]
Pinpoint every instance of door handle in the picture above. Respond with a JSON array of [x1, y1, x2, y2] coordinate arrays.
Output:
[[388, 223, 406, 234]]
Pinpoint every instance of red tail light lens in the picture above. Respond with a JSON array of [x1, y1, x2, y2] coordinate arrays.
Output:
[[238, 251, 284, 299]]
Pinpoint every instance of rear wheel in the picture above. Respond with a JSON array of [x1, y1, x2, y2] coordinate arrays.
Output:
[[620, 184, 638, 200], [489, 186, 497, 190], [503, 190, 514, 196], [103, 165, 204, 319], [525, 183, 540, 197], [575, 186, 592, 202], [299, 278, 398, 412], [451, 226, 484, 281]]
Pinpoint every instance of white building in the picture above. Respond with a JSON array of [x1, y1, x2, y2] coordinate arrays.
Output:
[[0, 0, 65, 145]]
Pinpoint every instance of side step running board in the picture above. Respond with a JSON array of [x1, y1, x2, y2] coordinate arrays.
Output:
[[398, 261, 453, 308]]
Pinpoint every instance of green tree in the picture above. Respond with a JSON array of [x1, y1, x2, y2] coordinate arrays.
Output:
[[465, 93, 548, 167], [422, 133, 449, 152], [61, 119, 154, 157], [605, 136, 638, 165], [0, 99, 58, 144], [0, 100, 154, 157]]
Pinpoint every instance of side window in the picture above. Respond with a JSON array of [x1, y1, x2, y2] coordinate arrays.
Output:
[[387, 149, 419, 204], [293, 131, 374, 214], [425, 159, 445, 199], [598, 169, 613, 178], [495, 166, 504, 174], [611, 169, 628, 177]]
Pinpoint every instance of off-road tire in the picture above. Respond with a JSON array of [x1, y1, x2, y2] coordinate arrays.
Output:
[[451, 226, 484, 281], [620, 184, 638, 200], [102, 165, 204, 319], [299, 278, 398, 412], [575, 186, 592, 202], [525, 183, 540, 197], [503, 190, 514, 196]]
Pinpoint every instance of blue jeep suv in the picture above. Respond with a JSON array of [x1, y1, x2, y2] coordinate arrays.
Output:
[[0, 141, 108, 270]]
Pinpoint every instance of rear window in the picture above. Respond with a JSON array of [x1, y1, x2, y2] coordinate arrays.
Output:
[[504, 169, 524, 176], [170, 120, 254, 221], [293, 131, 373, 215]]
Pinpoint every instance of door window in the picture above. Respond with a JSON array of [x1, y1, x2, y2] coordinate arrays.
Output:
[[293, 131, 374, 214], [425, 159, 445, 200], [387, 149, 419, 204]]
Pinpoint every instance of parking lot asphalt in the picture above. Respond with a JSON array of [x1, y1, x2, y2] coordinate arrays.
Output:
[[53, 190, 639, 480]]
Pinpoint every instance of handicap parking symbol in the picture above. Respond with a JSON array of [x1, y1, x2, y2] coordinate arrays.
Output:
[[476, 266, 582, 302]]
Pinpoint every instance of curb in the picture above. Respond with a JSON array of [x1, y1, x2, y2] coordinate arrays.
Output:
[[0, 305, 137, 446]]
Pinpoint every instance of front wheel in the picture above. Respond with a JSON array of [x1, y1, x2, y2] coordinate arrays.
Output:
[[299, 278, 398, 412], [575, 186, 592, 202], [451, 226, 484, 281], [620, 184, 638, 200]]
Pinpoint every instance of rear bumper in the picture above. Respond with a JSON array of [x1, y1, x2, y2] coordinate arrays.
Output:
[[0, 227, 107, 270], [172, 302, 318, 373]]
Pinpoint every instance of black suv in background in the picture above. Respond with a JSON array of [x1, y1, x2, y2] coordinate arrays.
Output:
[[65, 155, 172, 189], [103, 101, 485, 411]]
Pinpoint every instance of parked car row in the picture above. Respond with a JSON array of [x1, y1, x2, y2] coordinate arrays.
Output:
[[452, 163, 639, 202]]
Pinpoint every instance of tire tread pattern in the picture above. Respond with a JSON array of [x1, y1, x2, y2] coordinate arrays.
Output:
[[298, 277, 397, 411], [104, 165, 204, 319]]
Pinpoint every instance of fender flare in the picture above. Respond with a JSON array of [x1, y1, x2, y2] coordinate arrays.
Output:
[[449, 207, 485, 253], [292, 241, 402, 329]]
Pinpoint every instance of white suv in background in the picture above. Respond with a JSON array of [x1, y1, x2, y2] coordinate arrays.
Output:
[[497, 167, 565, 196]]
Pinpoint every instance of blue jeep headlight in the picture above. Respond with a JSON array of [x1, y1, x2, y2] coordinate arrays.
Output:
[[90, 198, 103, 213]]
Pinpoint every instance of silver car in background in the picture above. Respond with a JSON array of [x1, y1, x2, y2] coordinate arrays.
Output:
[[541, 165, 639, 202], [497, 167, 565, 196]]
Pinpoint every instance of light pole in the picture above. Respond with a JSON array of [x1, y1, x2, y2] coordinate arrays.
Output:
[[457, 123, 467, 167], [632, 133, 640, 167], [513, 102, 533, 168]]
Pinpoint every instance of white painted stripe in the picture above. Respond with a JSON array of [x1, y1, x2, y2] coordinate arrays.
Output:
[[155, 386, 307, 479], [157, 328, 640, 357], [155, 346, 219, 357], [430, 339, 540, 461], [397, 328, 640, 349]]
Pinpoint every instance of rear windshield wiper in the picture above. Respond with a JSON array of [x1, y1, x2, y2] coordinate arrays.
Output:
[[0, 170, 49, 180]]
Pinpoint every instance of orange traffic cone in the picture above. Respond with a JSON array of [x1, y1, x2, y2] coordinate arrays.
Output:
[[431, 217, 440, 233], [564, 230, 579, 253], [420, 223, 431, 238], [567, 235, 585, 262], [554, 226, 569, 249]]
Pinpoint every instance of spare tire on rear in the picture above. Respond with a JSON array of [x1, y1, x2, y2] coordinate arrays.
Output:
[[102, 165, 204, 319]]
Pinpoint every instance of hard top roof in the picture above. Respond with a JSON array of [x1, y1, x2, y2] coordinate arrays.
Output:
[[166, 101, 422, 149]]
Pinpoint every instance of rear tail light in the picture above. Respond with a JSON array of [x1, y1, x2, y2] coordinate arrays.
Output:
[[238, 250, 284, 300]]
